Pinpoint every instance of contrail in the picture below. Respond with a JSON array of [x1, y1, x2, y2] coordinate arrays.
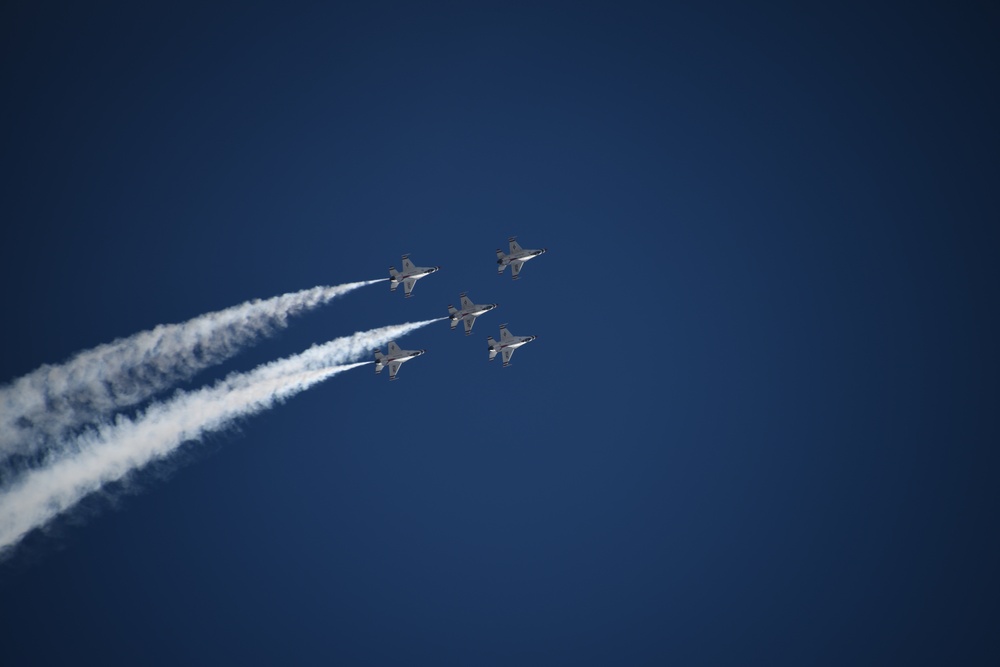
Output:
[[0, 280, 384, 459], [0, 318, 440, 555]]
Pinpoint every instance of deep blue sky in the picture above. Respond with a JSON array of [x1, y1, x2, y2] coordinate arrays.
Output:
[[1, 2, 998, 665]]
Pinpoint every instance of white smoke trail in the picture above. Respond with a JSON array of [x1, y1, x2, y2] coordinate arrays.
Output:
[[0, 280, 383, 459], [0, 318, 440, 555]]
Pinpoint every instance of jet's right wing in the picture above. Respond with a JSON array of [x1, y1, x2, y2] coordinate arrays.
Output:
[[403, 278, 416, 297], [388, 360, 402, 380], [510, 260, 524, 280], [463, 315, 476, 336], [501, 347, 514, 366]]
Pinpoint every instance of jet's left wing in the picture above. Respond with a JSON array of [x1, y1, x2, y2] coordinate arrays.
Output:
[[463, 315, 476, 336], [510, 260, 524, 280], [501, 347, 514, 366], [402, 256, 416, 272], [403, 278, 417, 297], [509, 238, 523, 254], [388, 341, 401, 355], [460, 294, 473, 310]]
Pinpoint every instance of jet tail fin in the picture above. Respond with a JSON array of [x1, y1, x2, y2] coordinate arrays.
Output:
[[487, 337, 498, 361], [374, 349, 385, 373]]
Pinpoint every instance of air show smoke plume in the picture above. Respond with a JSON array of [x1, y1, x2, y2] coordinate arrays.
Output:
[[0, 280, 383, 459], [0, 318, 441, 554]]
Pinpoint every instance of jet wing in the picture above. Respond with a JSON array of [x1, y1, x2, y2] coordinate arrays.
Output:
[[510, 260, 524, 280], [509, 239, 523, 254], [463, 315, 476, 336], [460, 294, 473, 310], [402, 256, 416, 272], [388, 360, 402, 380], [501, 347, 514, 366], [500, 327, 513, 342], [403, 278, 417, 297], [388, 341, 401, 355]]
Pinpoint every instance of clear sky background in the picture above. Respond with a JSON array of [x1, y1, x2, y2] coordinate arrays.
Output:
[[1, 2, 997, 665]]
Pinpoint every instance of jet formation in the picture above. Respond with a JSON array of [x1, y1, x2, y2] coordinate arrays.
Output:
[[378, 238, 545, 377]]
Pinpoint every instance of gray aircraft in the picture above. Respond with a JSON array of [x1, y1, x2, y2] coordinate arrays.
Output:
[[496, 237, 547, 280], [487, 324, 537, 367], [447, 292, 498, 336], [389, 254, 440, 298], [374, 341, 426, 381]]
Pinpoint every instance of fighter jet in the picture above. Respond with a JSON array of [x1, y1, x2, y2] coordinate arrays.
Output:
[[496, 237, 547, 280], [447, 292, 498, 336], [389, 254, 440, 298], [374, 341, 426, 381], [487, 324, 537, 367]]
